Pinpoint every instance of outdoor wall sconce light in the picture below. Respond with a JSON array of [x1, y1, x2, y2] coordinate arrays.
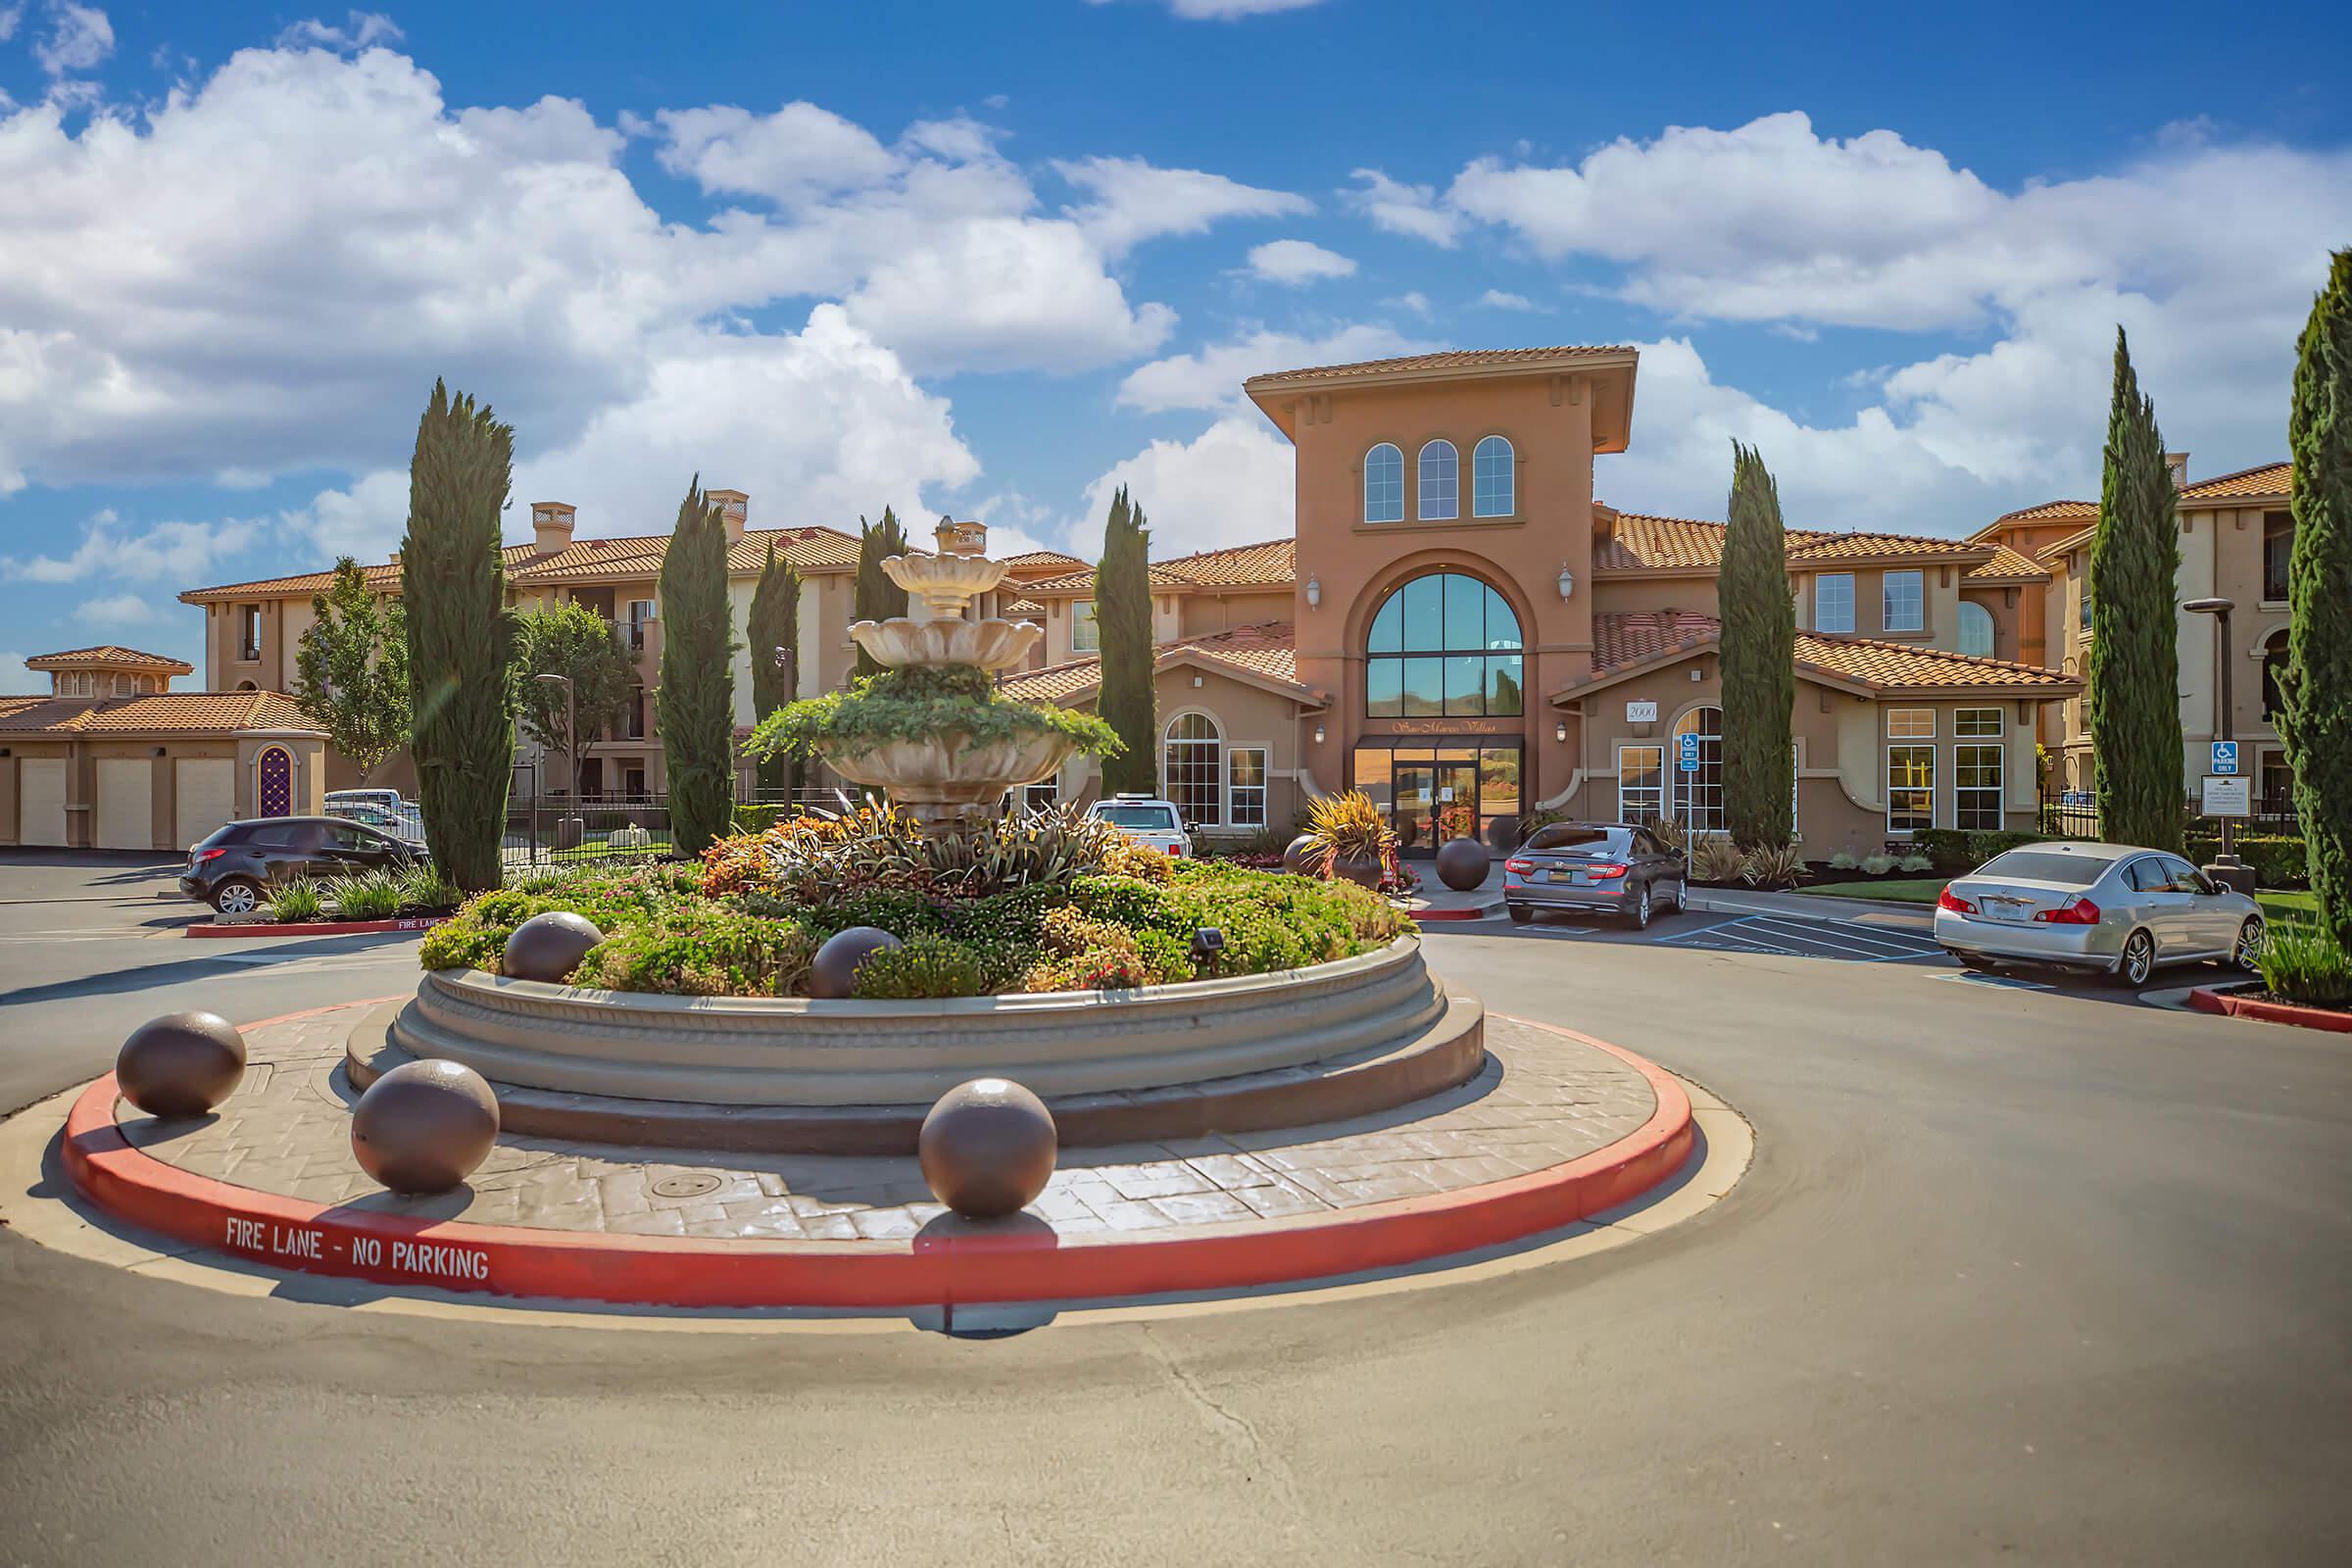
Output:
[[1313, 723, 1327, 745], [1557, 564, 1575, 600], [1554, 721, 1568, 743], [1305, 574, 1322, 609]]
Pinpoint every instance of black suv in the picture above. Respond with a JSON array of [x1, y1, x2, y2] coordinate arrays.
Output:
[[180, 815, 421, 915]]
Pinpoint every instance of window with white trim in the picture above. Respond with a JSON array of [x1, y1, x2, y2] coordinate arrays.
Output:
[[1956, 600, 1995, 659], [1617, 745, 1664, 820], [1815, 573, 1855, 634], [1162, 712, 1222, 828], [1955, 743, 2004, 831], [1884, 569, 1924, 633], [1887, 708, 1935, 739], [1471, 436, 1514, 517], [1228, 748, 1268, 828], [1020, 779, 1059, 812], [1364, 443, 1404, 523], [1417, 441, 1457, 520], [1954, 707, 2002, 738], [1887, 745, 1936, 833], [1674, 707, 1724, 833], [1070, 599, 1101, 654]]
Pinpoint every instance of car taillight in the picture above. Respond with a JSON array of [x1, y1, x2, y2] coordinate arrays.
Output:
[[1166, 845, 1181, 857], [1936, 888, 1975, 914], [1586, 863, 1629, 880], [194, 848, 227, 862], [1504, 858, 1534, 874], [2034, 895, 2101, 925]]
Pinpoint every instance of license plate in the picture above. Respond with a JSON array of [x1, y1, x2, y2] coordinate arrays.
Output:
[[1548, 869, 1583, 885]]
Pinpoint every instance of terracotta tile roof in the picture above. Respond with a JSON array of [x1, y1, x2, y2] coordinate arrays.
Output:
[[1989, 499, 2097, 526], [1597, 513, 1995, 575], [1572, 612, 2076, 696], [24, 645, 194, 673], [2037, 525, 2097, 564], [508, 525, 861, 585], [2178, 461, 2291, 502], [998, 622, 1305, 705], [1790, 531, 1983, 564], [1245, 346, 1635, 386], [181, 546, 543, 604], [997, 550, 1088, 576], [1021, 538, 1298, 597], [1001, 597, 1044, 617], [0, 690, 321, 734], [1964, 544, 2051, 584]]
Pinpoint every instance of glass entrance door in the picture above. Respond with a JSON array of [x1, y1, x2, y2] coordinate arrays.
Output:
[[1394, 761, 1436, 852], [1355, 741, 1525, 855], [1390, 758, 1480, 852]]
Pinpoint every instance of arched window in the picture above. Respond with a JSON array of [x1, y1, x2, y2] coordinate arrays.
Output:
[[2262, 629, 2291, 724], [1162, 712, 1223, 828], [1363, 443, 1404, 523], [1957, 601, 1996, 659], [1418, 440, 1458, 520], [1472, 436, 1514, 517], [1673, 706, 1724, 833], [1365, 571, 1523, 717]]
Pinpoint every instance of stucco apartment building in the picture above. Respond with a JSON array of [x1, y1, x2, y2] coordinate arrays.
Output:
[[1004, 346, 2081, 858], [177, 492, 1083, 799], [2035, 460, 2301, 809]]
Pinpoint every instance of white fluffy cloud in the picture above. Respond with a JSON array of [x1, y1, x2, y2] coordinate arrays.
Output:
[[1477, 289, 1544, 312], [1244, 238, 1355, 285], [1115, 324, 1432, 415], [1055, 155, 1308, 256], [652, 100, 902, 208], [1345, 168, 1462, 247], [33, 1, 111, 76], [76, 590, 154, 623], [1, 511, 261, 582], [276, 11, 402, 51], [1077, 415, 1294, 557]]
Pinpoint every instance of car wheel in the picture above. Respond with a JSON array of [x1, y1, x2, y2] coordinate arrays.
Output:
[[1665, 878, 1686, 914], [2110, 929, 2156, 989], [210, 877, 263, 917], [1507, 905, 1532, 925], [1631, 884, 1652, 930], [2233, 916, 2267, 974]]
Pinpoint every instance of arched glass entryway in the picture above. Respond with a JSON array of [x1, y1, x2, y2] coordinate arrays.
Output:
[[1353, 570, 1525, 852]]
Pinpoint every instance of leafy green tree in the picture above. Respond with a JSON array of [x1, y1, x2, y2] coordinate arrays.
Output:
[[748, 538, 805, 798], [515, 602, 636, 796], [401, 380, 517, 892], [2088, 327, 2185, 855], [1096, 485, 1157, 796], [852, 508, 910, 679], [292, 556, 410, 779], [657, 475, 739, 857], [1721, 442, 1795, 849], [2282, 248, 2352, 950]]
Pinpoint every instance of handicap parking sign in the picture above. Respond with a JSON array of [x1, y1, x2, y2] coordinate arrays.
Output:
[[1679, 732, 1701, 772], [2211, 740, 2238, 776]]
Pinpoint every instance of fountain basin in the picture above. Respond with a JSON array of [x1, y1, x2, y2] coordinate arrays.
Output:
[[850, 616, 1042, 673], [820, 730, 1075, 835], [882, 552, 1006, 616]]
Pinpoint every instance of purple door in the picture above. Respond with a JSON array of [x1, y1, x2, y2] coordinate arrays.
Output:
[[257, 746, 292, 817]]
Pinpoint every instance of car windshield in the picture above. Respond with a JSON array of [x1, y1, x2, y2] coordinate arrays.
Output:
[[1096, 805, 1178, 831], [1974, 849, 2114, 886], [1525, 825, 1621, 856]]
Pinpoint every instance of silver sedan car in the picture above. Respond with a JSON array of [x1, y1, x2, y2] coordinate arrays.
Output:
[[1933, 841, 2265, 987]]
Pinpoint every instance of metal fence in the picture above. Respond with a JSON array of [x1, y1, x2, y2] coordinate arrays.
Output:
[[2036, 790, 2301, 844], [503, 794, 677, 868]]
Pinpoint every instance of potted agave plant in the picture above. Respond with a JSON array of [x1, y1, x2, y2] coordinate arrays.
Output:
[[1303, 790, 1398, 891]]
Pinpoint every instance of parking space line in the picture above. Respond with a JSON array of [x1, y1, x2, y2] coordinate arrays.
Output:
[[1736, 915, 1944, 960]]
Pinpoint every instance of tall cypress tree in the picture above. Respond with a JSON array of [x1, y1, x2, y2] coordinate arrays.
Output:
[[1096, 486, 1156, 796], [748, 538, 804, 799], [657, 475, 739, 857], [1721, 442, 1795, 849], [2088, 327, 2185, 855], [401, 380, 515, 892], [2282, 249, 2352, 951], [852, 508, 910, 679]]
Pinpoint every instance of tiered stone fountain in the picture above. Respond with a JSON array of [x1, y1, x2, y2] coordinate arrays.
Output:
[[820, 549, 1065, 838]]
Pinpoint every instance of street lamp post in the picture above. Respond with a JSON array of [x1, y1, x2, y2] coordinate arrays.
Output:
[[770, 645, 796, 806], [2182, 597, 2252, 894], [533, 672, 583, 853]]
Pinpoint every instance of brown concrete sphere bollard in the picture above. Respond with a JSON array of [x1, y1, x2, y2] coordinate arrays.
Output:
[[918, 1077, 1058, 1220], [1434, 836, 1491, 893], [350, 1059, 501, 1196], [116, 1011, 247, 1118], [502, 910, 604, 983], [808, 925, 903, 1000], [1281, 833, 1318, 877], [1331, 852, 1386, 890]]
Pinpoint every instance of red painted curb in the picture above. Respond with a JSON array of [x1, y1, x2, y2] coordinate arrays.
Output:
[[1410, 905, 1499, 923], [60, 1016, 1695, 1310], [2188, 987, 2352, 1033], [185, 915, 449, 939]]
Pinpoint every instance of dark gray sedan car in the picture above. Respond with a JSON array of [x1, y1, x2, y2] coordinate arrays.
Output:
[[1503, 821, 1688, 928]]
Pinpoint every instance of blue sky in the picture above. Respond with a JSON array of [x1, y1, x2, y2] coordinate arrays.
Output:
[[3, 0, 2349, 689]]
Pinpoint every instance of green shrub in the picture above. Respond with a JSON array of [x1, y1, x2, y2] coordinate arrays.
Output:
[[1691, 838, 1746, 883], [394, 861, 464, 913], [1860, 853, 1898, 876], [1898, 853, 1934, 874], [851, 935, 991, 1000], [269, 880, 324, 923], [328, 868, 404, 920], [574, 903, 815, 997], [1827, 850, 1861, 872], [2183, 831, 2310, 890], [2257, 919, 2352, 1007], [1740, 844, 1804, 889], [731, 803, 794, 834], [418, 864, 700, 972]]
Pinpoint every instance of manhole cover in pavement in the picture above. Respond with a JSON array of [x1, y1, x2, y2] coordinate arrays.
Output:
[[651, 1173, 723, 1200]]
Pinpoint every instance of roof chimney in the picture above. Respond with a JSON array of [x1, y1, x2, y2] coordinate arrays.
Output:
[[531, 502, 577, 556], [2166, 453, 2190, 488], [709, 489, 749, 546], [935, 517, 988, 558]]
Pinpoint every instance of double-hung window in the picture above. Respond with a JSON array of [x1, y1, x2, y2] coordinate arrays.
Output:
[[1883, 570, 1924, 633], [1955, 742, 2004, 831], [1227, 749, 1268, 828], [1887, 745, 1936, 833], [1814, 573, 1855, 634], [1070, 600, 1101, 654], [1617, 746, 1664, 820]]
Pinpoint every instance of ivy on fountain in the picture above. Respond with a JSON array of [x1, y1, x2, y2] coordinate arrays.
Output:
[[747, 662, 1122, 763]]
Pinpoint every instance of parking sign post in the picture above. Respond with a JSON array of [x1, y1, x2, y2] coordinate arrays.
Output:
[[1679, 732, 1701, 883]]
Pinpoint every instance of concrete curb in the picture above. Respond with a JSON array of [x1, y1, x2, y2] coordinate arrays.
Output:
[[1410, 902, 1502, 923], [60, 1017, 1695, 1311], [185, 915, 449, 939], [2188, 986, 2352, 1033]]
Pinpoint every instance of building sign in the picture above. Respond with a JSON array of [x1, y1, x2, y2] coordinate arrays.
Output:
[[1626, 701, 1659, 724], [2201, 775, 2250, 817], [1372, 716, 1521, 737]]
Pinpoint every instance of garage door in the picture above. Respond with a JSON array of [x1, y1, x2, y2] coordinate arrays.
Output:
[[18, 759, 68, 847], [95, 758, 155, 851], [174, 759, 236, 850]]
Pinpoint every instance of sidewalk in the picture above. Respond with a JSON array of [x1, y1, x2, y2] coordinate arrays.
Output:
[[1403, 881, 1505, 921]]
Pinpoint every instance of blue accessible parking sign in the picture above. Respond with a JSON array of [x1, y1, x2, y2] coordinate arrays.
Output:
[[2211, 741, 2238, 776], [1679, 732, 1701, 772]]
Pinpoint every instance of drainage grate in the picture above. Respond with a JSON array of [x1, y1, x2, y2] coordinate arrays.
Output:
[[650, 1172, 723, 1200]]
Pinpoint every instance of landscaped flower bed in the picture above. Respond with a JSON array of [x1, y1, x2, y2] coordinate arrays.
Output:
[[418, 806, 1409, 999]]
